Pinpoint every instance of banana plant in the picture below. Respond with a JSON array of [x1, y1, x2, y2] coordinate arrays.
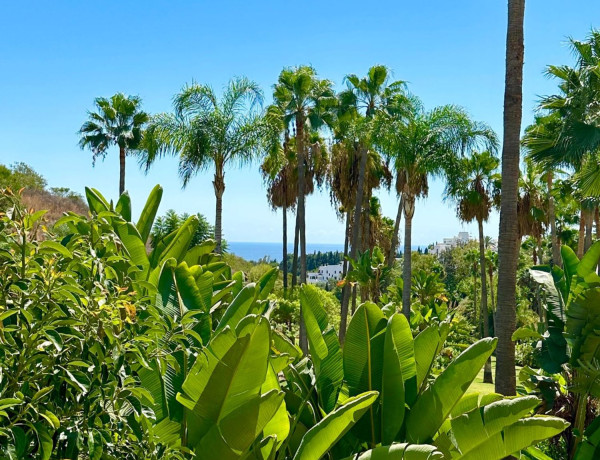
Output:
[[299, 284, 568, 459], [516, 241, 600, 457]]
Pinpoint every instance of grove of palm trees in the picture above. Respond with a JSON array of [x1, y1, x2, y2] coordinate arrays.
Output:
[[4, 1, 600, 458]]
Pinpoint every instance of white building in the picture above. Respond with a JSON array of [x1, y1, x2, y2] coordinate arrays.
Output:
[[307, 263, 344, 284], [431, 232, 471, 255]]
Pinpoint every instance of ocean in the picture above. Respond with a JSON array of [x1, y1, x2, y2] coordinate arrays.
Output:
[[227, 241, 426, 263], [227, 242, 344, 263]]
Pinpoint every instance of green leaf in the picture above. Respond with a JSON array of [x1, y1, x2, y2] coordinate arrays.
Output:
[[136, 184, 163, 243], [578, 241, 600, 277], [343, 302, 386, 443], [293, 391, 379, 460], [450, 396, 540, 455], [455, 416, 568, 460], [215, 284, 257, 333], [512, 327, 543, 341], [176, 316, 271, 448], [414, 324, 448, 391], [115, 222, 149, 272], [381, 313, 415, 444], [256, 267, 278, 300], [561, 244, 579, 297], [343, 443, 444, 459], [39, 241, 72, 259], [115, 192, 132, 221], [406, 337, 497, 443], [84, 187, 110, 214], [300, 285, 343, 413], [33, 423, 53, 460]]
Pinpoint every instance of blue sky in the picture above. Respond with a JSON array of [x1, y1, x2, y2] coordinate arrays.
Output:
[[1, 1, 599, 245]]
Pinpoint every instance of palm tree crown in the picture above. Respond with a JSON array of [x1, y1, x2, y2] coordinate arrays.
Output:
[[141, 77, 264, 253], [79, 93, 149, 196]]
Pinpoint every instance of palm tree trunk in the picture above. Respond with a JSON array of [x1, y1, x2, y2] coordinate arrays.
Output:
[[388, 196, 403, 268], [402, 195, 415, 319], [340, 145, 368, 343], [479, 219, 493, 384], [119, 146, 126, 196], [339, 212, 352, 342], [584, 207, 593, 253], [495, 0, 525, 397], [547, 172, 561, 267], [296, 117, 308, 353], [489, 269, 495, 313], [283, 204, 288, 292], [292, 212, 299, 289], [578, 206, 585, 258], [213, 168, 225, 254]]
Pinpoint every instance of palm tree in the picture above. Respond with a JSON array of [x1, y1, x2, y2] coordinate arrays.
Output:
[[79, 93, 149, 196], [446, 151, 500, 383], [274, 66, 335, 292], [336, 65, 407, 341], [141, 77, 264, 253], [522, 113, 564, 266], [496, 0, 525, 396], [379, 99, 497, 318], [518, 160, 548, 264], [261, 103, 296, 292]]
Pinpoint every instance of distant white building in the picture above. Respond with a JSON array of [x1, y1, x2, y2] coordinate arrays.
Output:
[[307, 263, 344, 284], [431, 232, 471, 255]]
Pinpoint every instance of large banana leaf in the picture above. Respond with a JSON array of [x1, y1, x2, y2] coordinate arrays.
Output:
[[566, 287, 600, 364], [454, 416, 568, 460], [216, 284, 258, 333], [381, 313, 416, 444], [449, 396, 540, 456], [406, 338, 497, 443], [529, 269, 567, 373], [256, 267, 278, 300], [84, 187, 110, 214], [342, 443, 444, 459], [343, 302, 386, 444], [292, 391, 379, 460], [300, 285, 343, 412], [136, 184, 163, 243], [574, 414, 600, 459], [414, 323, 449, 391], [148, 215, 199, 285], [115, 192, 132, 222], [115, 222, 149, 275], [176, 315, 271, 452]]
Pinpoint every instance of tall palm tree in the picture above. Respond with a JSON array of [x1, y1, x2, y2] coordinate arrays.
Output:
[[261, 102, 296, 292], [522, 113, 564, 266], [274, 66, 335, 292], [379, 99, 497, 318], [517, 160, 548, 264], [141, 77, 264, 253], [446, 151, 500, 383], [496, 0, 526, 396], [337, 65, 407, 341], [79, 93, 149, 196]]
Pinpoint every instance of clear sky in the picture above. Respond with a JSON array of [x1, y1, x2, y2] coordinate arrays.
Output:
[[1, 1, 599, 245]]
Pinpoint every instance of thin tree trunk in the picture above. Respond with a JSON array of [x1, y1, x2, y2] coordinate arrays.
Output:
[[292, 213, 299, 289], [402, 195, 415, 319], [584, 207, 593, 253], [119, 146, 126, 196], [473, 270, 478, 334], [340, 145, 368, 343], [283, 204, 288, 292], [547, 172, 561, 267], [296, 117, 307, 353], [339, 212, 351, 341], [388, 196, 403, 268], [495, 0, 525, 397], [213, 168, 225, 254], [479, 219, 493, 383], [577, 206, 585, 258], [489, 269, 495, 313]]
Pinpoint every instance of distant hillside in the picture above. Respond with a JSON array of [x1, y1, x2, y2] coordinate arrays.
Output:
[[1, 162, 87, 226]]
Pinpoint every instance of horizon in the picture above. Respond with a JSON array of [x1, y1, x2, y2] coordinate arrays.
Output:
[[2, 1, 599, 246]]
